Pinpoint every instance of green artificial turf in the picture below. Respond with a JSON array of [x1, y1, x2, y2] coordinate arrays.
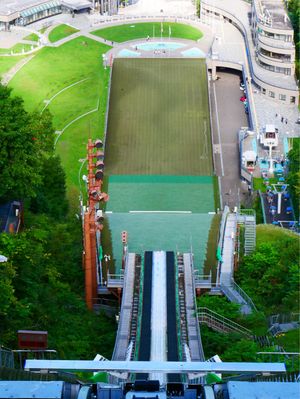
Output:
[[49, 24, 79, 43], [105, 58, 212, 176], [92, 22, 203, 43], [8, 36, 111, 200], [0, 55, 26, 77], [106, 175, 215, 213], [107, 212, 214, 273], [23, 33, 39, 42]]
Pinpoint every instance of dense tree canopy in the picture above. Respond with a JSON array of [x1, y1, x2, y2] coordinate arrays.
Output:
[[0, 85, 55, 201], [236, 232, 300, 315], [0, 217, 116, 359], [0, 84, 116, 359]]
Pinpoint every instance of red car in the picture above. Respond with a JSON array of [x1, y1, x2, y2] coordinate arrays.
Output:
[[240, 96, 247, 102]]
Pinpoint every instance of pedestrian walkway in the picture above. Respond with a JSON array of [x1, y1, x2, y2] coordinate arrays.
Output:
[[1, 54, 35, 85], [219, 212, 254, 314]]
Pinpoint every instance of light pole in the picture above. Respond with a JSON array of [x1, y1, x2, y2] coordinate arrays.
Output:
[[78, 158, 88, 224]]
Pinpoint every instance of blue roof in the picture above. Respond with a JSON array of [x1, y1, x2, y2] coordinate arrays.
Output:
[[227, 381, 300, 399]]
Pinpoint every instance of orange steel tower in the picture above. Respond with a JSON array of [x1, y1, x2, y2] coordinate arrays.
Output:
[[83, 139, 108, 310]]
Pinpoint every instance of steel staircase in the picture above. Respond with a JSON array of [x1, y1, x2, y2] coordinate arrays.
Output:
[[129, 254, 141, 360], [197, 307, 253, 339], [238, 210, 256, 255], [177, 253, 188, 361]]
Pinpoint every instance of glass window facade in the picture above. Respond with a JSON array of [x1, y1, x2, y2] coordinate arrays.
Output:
[[18, 1, 62, 25]]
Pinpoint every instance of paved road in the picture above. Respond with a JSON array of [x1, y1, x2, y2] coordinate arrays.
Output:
[[210, 71, 249, 209]]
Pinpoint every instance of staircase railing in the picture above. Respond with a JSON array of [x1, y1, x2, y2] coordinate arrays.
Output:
[[231, 279, 258, 312], [197, 307, 253, 338], [0, 346, 14, 369]]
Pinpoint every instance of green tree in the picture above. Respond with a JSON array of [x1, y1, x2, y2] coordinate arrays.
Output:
[[0, 218, 116, 359], [0, 259, 16, 317], [0, 85, 54, 201], [196, 0, 201, 17], [197, 294, 240, 319], [222, 339, 260, 362], [30, 156, 68, 219], [287, 138, 300, 219], [236, 234, 300, 314]]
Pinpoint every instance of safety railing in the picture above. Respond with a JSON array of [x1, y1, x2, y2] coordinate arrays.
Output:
[[107, 272, 124, 288], [198, 307, 253, 338], [231, 279, 258, 312]]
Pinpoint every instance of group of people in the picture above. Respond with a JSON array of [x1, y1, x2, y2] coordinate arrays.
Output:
[[275, 113, 288, 124]]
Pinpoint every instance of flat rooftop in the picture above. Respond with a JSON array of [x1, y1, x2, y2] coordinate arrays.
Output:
[[256, 0, 293, 29], [0, 0, 91, 16], [0, 1, 55, 15]]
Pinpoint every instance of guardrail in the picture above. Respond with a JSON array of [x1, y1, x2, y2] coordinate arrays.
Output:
[[231, 279, 258, 312], [268, 312, 300, 326], [216, 205, 230, 286], [201, 0, 297, 93], [107, 272, 124, 287], [190, 254, 206, 362], [258, 190, 267, 223], [198, 307, 253, 338], [256, 352, 300, 371]]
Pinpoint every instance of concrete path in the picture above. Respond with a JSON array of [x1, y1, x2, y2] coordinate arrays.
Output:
[[1, 54, 35, 85], [210, 71, 249, 208]]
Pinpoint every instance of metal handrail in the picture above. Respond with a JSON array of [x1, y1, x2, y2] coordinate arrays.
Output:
[[239, 208, 256, 217], [107, 273, 124, 280], [198, 307, 253, 337], [257, 352, 300, 356], [111, 255, 131, 361], [189, 254, 206, 361], [231, 279, 258, 312]]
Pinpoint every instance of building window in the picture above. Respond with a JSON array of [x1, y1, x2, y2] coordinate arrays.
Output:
[[269, 91, 275, 98], [290, 96, 296, 104], [279, 94, 286, 101]]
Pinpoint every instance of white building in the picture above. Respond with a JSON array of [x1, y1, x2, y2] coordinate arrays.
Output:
[[0, 0, 118, 30], [251, 0, 296, 77]]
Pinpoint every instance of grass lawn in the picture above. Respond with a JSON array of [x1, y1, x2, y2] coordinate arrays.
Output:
[[253, 177, 278, 192], [0, 55, 26, 77], [8, 36, 111, 203], [39, 26, 48, 34], [23, 33, 39, 42], [92, 22, 203, 43], [256, 224, 299, 245], [49, 24, 79, 43], [275, 328, 300, 352], [0, 43, 36, 55]]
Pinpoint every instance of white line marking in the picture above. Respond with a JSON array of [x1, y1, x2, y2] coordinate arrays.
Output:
[[128, 211, 192, 214], [213, 82, 224, 177], [41, 78, 90, 113], [54, 98, 100, 147]]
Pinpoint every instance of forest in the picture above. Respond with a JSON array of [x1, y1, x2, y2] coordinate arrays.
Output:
[[0, 85, 116, 359]]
